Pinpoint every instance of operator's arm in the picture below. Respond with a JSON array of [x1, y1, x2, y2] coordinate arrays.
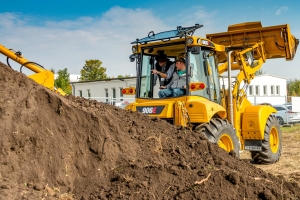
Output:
[[159, 63, 175, 79]]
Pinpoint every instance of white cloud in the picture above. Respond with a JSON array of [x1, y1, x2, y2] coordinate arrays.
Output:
[[275, 6, 288, 15], [0, 7, 167, 76], [0, 6, 299, 81], [0, 6, 220, 77]]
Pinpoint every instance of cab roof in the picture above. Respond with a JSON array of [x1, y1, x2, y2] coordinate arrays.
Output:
[[131, 24, 203, 44]]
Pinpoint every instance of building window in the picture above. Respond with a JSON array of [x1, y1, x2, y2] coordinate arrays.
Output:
[[248, 85, 253, 95], [270, 85, 274, 95], [79, 90, 82, 97], [105, 89, 108, 102], [276, 85, 280, 95], [87, 89, 91, 98], [112, 88, 116, 99], [263, 85, 267, 96], [255, 85, 260, 96], [120, 88, 123, 101]]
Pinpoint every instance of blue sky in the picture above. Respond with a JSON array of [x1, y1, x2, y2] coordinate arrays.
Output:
[[0, 0, 299, 78]]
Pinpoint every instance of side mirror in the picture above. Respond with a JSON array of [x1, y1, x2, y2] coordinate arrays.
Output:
[[129, 54, 136, 62]]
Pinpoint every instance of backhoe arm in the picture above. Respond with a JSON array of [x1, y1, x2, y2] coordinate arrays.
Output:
[[0, 44, 66, 96]]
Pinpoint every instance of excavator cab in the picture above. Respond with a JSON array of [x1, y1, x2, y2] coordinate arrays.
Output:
[[128, 24, 222, 103]]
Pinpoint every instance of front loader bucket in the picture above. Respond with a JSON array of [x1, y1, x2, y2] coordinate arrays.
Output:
[[206, 22, 298, 61]]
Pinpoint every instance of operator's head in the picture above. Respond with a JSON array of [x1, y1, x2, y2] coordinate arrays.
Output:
[[175, 58, 186, 70], [155, 54, 169, 66]]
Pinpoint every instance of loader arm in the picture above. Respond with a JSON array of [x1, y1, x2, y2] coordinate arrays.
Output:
[[0, 44, 66, 96], [207, 22, 298, 140]]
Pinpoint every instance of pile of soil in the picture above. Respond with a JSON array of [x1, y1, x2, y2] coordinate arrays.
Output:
[[0, 62, 299, 200]]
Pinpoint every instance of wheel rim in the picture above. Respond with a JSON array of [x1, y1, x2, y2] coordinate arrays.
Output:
[[218, 134, 234, 152], [270, 127, 279, 153]]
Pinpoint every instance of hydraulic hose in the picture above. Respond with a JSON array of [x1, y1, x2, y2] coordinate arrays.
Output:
[[20, 62, 45, 73], [6, 57, 12, 68]]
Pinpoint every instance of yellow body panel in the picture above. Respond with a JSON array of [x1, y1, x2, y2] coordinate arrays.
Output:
[[186, 96, 226, 122], [242, 105, 277, 140], [126, 96, 226, 123]]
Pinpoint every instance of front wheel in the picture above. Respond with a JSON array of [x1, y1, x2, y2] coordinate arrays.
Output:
[[195, 118, 240, 157], [251, 115, 282, 164]]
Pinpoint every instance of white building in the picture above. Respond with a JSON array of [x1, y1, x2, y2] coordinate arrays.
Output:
[[71, 77, 137, 104], [222, 74, 287, 105], [54, 74, 81, 82], [72, 74, 287, 105]]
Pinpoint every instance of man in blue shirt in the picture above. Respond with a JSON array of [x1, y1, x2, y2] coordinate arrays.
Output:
[[158, 58, 186, 98]]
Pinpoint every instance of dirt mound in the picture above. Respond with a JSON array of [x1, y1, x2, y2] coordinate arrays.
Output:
[[0, 62, 299, 200]]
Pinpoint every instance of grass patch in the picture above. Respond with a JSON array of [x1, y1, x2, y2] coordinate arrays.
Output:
[[281, 124, 300, 133], [241, 126, 300, 185]]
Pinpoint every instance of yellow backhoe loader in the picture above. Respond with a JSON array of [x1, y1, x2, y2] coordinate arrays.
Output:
[[0, 45, 66, 96], [124, 22, 298, 164]]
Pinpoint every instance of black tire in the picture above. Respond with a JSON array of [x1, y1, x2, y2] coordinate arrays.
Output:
[[195, 118, 240, 157], [276, 116, 284, 125], [251, 115, 282, 164]]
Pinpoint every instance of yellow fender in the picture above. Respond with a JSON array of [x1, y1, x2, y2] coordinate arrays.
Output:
[[242, 105, 277, 140], [186, 96, 226, 123]]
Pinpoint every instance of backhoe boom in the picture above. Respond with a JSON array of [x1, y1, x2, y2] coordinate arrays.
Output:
[[0, 44, 66, 96]]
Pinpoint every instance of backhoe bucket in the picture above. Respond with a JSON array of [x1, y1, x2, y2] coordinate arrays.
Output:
[[206, 22, 298, 62]]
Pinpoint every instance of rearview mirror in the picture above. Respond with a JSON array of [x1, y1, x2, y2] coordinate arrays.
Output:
[[129, 54, 136, 62]]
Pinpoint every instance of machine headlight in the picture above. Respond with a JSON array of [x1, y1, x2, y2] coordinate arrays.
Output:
[[197, 38, 201, 44], [132, 46, 137, 53], [187, 38, 194, 44], [200, 39, 210, 46]]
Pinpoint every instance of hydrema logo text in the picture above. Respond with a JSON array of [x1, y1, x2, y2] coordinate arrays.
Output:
[[136, 106, 164, 114], [142, 107, 157, 114]]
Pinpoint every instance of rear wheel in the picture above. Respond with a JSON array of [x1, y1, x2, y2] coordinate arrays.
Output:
[[195, 118, 240, 157], [251, 115, 282, 164], [276, 116, 284, 125]]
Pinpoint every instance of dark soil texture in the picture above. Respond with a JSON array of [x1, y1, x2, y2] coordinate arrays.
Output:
[[0, 62, 299, 200]]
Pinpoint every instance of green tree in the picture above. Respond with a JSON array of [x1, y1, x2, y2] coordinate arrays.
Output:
[[80, 60, 107, 81], [288, 79, 300, 96], [118, 75, 124, 78], [54, 68, 71, 94]]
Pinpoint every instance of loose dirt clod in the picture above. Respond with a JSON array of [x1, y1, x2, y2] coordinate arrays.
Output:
[[0, 61, 300, 199]]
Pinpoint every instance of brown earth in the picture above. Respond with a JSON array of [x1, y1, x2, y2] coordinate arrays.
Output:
[[0, 61, 300, 200], [241, 126, 300, 185]]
